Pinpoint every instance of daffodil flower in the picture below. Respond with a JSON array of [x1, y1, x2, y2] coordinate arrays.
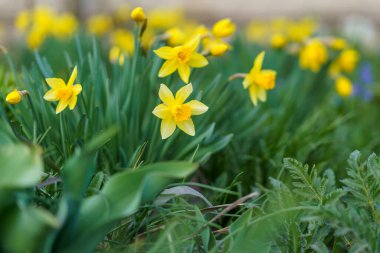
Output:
[[152, 83, 208, 139], [243, 51, 277, 106], [43, 66, 82, 114], [299, 39, 328, 73], [154, 35, 208, 83]]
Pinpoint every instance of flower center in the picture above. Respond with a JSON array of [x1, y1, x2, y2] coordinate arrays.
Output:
[[176, 47, 191, 64], [56, 87, 73, 100], [172, 104, 191, 122]]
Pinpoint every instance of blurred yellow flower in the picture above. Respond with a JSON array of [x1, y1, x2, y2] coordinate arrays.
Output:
[[212, 18, 235, 38], [165, 27, 187, 46], [27, 28, 46, 49], [131, 7, 146, 22], [154, 35, 208, 83], [330, 38, 347, 50], [109, 46, 125, 65], [299, 39, 328, 72], [338, 49, 359, 73], [245, 21, 268, 43], [152, 83, 208, 139], [287, 18, 317, 42], [243, 51, 276, 106], [203, 37, 229, 56], [15, 10, 30, 32], [43, 66, 82, 114], [87, 15, 113, 36], [111, 29, 134, 55], [149, 9, 184, 30], [335, 76, 353, 97], [270, 33, 287, 48], [6, 90, 28, 105], [52, 14, 78, 38]]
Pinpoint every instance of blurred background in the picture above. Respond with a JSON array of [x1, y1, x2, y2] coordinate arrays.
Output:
[[0, 0, 380, 48], [1, 0, 380, 23]]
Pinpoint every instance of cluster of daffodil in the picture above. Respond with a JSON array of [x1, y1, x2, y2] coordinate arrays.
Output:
[[245, 18, 318, 48], [245, 17, 360, 97], [14, 6, 78, 49]]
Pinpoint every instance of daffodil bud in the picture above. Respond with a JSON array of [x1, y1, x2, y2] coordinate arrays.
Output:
[[5, 89, 28, 104], [270, 33, 287, 48], [210, 43, 229, 56], [212, 18, 235, 38], [131, 7, 146, 22]]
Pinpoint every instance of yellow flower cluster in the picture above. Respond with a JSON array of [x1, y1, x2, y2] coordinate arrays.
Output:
[[246, 18, 317, 48], [15, 6, 78, 49]]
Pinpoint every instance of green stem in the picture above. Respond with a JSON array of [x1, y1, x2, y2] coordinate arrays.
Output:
[[60, 113, 68, 159]]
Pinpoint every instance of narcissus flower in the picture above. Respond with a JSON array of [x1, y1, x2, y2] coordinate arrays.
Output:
[[87, 15, 113, 36], [243, 51, 277, 106], [43, 66, 82, 114], [338, 49, 359, 73], [109, 46, 125, 65], [270, 33, 287, 48], [212, 18, 235, 38], [5, 89, 28, 104], [330, 38, 347, 50], [202, 37, 230, 56], [152, 83, 208, 139], [130, 7, 146, 22], [299, 39, 328, 72], [154, 35, 208, 83], [243, 52, 276, 106], [335, 76, 353, 97]]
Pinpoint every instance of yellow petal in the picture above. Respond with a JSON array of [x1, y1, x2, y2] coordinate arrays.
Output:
[[55, 99, 70, 114], [249, 85, 259, 106], [46, 78, 66, 89], [69, 95, 77, 110], [177, 118, 195, 136], [243, 74, 253, 89], [189, 53, 208, 68], [185, 100, 208, 115], [158, 60, 178, 78], [43, 90, 59, 101], [253, 51, 265, 72], [154, 46, 175, 60], [72, 84, 82, 95], [185, 35, 200, 51], [178, 64, 190, 83], [161, 119, 176, 139], [175, 83, 193, 104], [159, 83, 175, 105], [257, 86, 267, 102], [67, 66, 78, 87], [152, 104, 172, 119]]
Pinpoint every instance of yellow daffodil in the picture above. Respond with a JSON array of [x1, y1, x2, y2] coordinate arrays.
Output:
[[335, 76, 353, 97], [15, 10, 30, 32], [152, 83, 208, 139], [109, 46, 125, 65], [270, 33, 287, 48], [87, 15, 113, 36], [5, 89, 28, 104], [165, 27, 187, 46], [43, 66, 82, 114], [287, 18, 316, 42], [338, 49, 359, 73], [114, 4, 130, 24], [212, 18, 235, 38], [245, 21, 268, 44], [243, 51, 277, 106], [52, 14, 78, 38], [202, 37, 230, 56], [330, 38, 347, 50], [131, 7, 146, 22], [299, 39, 328, 72], [154, 35, 208, 83], [149, 9, 184, 30], [111, 29, 134, 55]]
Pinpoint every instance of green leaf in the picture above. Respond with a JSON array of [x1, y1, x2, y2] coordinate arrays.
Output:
[[57, 161, 197, 253], [0, 143, 43, 189]]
